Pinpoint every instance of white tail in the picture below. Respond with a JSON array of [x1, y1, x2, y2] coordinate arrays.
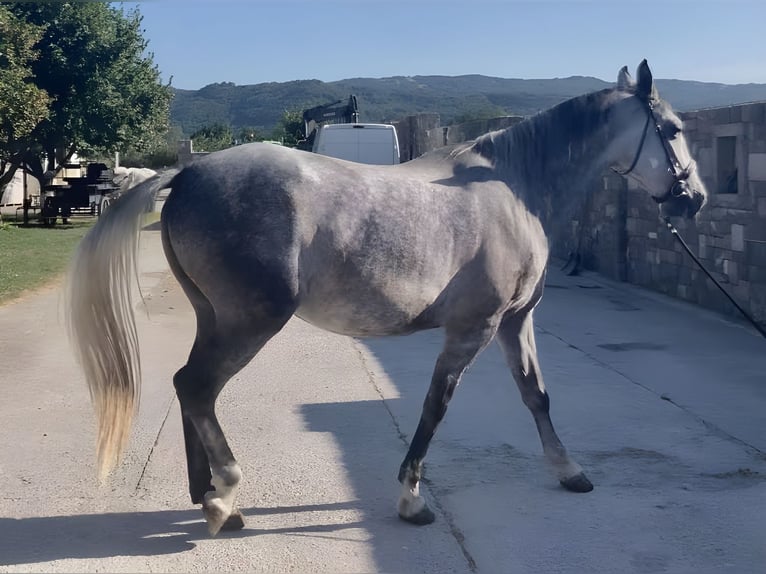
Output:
[[66, 171, 176, 480]]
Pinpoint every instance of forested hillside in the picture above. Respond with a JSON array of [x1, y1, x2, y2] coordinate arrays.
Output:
[[170, 74, 766, 136]]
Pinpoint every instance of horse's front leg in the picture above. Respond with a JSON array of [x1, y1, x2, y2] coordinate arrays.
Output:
[[397, 322, 498, 525], [496, 309, 593, 492]]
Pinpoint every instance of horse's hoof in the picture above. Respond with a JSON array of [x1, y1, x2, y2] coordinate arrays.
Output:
[[560, 473, 594, 493], [399, 505, 436, 525], [221, 508, 246, 531], [202, 499, 230, 537]]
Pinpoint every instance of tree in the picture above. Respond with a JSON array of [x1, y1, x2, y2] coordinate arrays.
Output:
[[272, 110, 304, 148], [0, 2, 172, 188], [0, 6, 50, 185], [235, 126, 260, 145], [190, 124, 233, 152], [119, 124, 183, 169], [451, 103, 508, 125]]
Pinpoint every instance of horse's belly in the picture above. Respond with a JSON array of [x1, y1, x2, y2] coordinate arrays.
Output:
[[295, 283, 438, 338]]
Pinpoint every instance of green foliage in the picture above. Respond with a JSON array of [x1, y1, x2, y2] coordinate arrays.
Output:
[[0, 2, 171, 185], [168, 76, 609, 136], [450, 100, 508, 125], [271, 110, 303, 148], [190, 123, 233, 152], [119, 124, 182, 168], [169, 75, 766, 138], [235, 126, 262, 145], [0, 5, 50, 182], [118, 146, 177, 169]]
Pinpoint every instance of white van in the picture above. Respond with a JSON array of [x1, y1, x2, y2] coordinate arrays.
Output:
[[312, 123, 400, 165]]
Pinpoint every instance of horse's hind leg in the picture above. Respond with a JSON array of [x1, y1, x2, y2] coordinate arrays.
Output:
[[173, 307, 292, 536], [496, 310, 593, 492], [175, 297, 215, 508], [397, 321, 498, 525]]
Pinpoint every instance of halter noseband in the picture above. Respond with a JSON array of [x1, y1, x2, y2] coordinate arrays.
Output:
[[613, 98, 692, 204]]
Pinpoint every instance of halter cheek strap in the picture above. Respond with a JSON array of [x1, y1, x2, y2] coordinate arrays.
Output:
[[613, 110, 652, 177]]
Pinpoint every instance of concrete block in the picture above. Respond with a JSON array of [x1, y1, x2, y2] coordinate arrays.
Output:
[[711, 235, 730, 249], [748, 153, 766, 181], [741, 103, 766, 123], [713, 107, 732, 124], [751, 181, 766, 197], [658, 262, 680, 283], [723, 259, 738, 283], [758, 198, 766, 217], [748, 264, 766, 283], [731, 224, 745, 251], [701, 175, 715, 194], [731, 282, 750, 305], [750, 124, 766, 143], [696, 147, 713, 177], [678, 265, 693, 284], [750, 287, 766, 320], [746, 221, 766, 241], [660, 249, 679, 264], [746, 240, 766, 266]]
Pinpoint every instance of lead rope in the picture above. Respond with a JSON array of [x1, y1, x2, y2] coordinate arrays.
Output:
[[662, 216, 766, 340]]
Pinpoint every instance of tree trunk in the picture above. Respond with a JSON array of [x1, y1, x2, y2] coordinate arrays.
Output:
[[0, 163, 20, 189]]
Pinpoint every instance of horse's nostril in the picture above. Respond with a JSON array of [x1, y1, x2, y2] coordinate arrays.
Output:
[[670, 181, 687, 197]]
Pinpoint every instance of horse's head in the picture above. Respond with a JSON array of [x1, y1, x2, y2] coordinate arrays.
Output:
[[607, 60, 707, 219]]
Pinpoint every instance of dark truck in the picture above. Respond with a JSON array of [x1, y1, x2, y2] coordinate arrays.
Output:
[[41, 162, 121, 226]]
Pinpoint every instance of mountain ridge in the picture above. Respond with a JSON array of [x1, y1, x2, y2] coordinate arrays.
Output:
[[170, 74, 766, 136]]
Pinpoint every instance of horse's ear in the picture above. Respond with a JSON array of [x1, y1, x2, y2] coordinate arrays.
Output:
[[636, 59, 658, 99], [617, 66, 634, 90]]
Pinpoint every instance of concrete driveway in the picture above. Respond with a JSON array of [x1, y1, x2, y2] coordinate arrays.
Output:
[[0, 229, 764, 573]]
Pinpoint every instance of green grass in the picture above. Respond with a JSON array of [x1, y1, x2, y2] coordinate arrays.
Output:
[[0, 219, 96, 304]]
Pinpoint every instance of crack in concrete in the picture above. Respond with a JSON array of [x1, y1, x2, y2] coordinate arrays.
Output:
[[352, 340, 479, 574], [537, 325, 766, 458], [134, 394, 177, 494]]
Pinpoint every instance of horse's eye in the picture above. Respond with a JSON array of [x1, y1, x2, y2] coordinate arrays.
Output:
[[665, 125, 681, 139]]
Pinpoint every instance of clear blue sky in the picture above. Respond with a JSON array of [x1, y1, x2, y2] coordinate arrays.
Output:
[[121, 0, 766, 90]]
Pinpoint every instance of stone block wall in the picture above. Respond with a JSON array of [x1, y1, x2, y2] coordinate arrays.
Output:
[[393, 115, 524, 162], [391, 114, 441, 163], [622, 102, 766, 324], [557, 173, 628, 281]]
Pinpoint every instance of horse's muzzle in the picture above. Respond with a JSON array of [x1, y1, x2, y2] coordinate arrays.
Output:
[[659, 181, 706, 219]]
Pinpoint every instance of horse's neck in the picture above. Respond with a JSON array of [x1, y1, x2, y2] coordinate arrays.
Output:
[[479, 92, 613, 231]]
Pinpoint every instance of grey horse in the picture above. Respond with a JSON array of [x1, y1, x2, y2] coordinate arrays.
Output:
[[67, 60, 706, 536]]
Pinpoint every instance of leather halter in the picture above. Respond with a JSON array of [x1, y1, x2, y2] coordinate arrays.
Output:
[[613, 98, 692, 204]]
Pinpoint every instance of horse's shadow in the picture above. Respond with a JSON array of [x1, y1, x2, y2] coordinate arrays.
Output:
[[0, 502, 363, 566]]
